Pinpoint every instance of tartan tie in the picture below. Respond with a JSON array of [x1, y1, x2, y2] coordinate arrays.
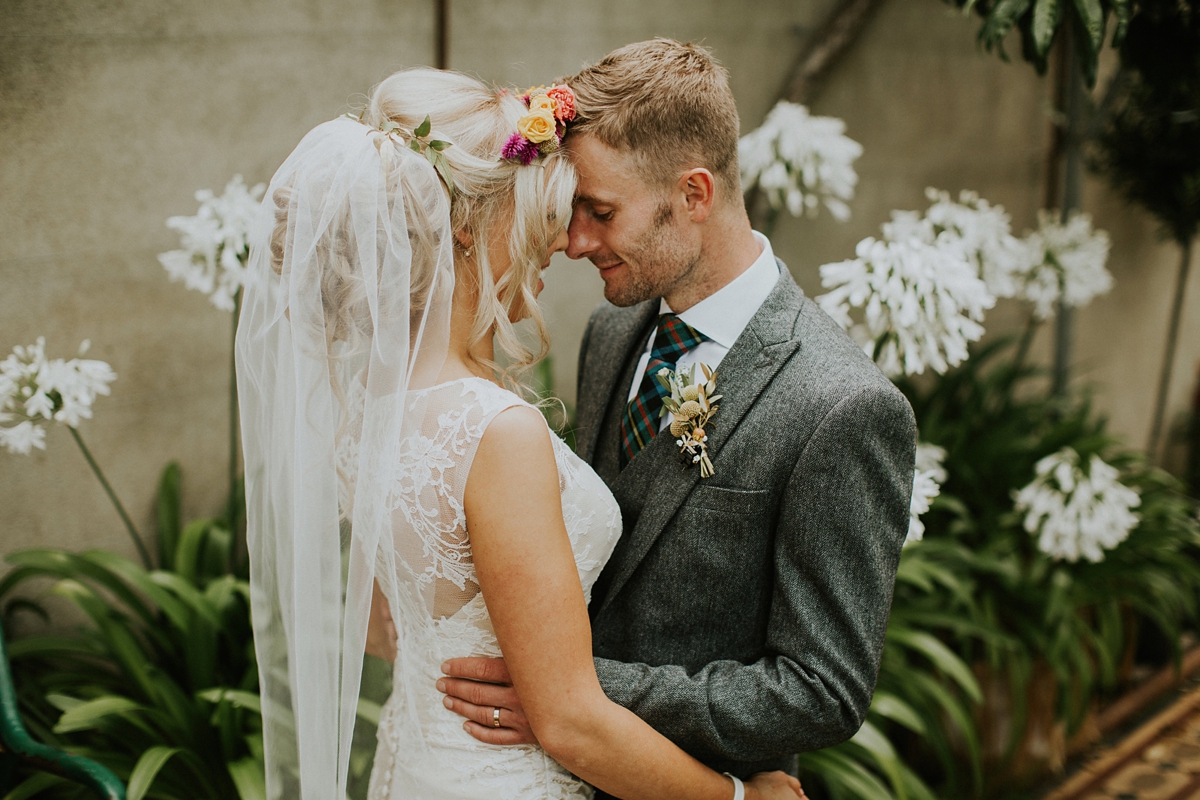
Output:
[[619, 314, 708, 466]]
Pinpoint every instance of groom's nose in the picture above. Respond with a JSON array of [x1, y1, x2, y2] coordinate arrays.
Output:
[[566, 208, 599, 261]]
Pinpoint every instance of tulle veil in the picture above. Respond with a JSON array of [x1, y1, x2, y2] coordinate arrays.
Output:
[[236, 115, 455, 799]]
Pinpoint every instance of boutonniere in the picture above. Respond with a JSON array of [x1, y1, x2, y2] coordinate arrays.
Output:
[[655, 363, 722, 478]]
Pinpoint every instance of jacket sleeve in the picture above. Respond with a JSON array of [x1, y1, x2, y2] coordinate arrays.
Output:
[[593, 383, 916, 761]]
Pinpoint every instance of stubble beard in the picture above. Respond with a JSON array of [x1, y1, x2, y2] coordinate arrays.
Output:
[[602, 201, 699, 308]]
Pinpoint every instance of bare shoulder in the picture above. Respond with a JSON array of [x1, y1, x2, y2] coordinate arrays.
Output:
[[477, 404, 552, 455], [469, 404, 557, 493]]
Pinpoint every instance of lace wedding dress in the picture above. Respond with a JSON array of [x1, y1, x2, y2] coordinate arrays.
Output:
[[368, 377, 622, 800]]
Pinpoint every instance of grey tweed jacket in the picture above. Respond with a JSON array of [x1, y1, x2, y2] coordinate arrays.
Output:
[[576, 265, 916, 785]]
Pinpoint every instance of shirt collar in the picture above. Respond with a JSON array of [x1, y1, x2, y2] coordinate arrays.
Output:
[[660, 231, 780, 349]]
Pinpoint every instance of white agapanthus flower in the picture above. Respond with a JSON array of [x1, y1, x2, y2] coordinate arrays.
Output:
[[903, 189, 1037, 299], [817, 232, 996, 377], [158, 174, 266, 311], [1013, 447, 1141, 563], [906, 442, 947, 546], [0, 338, 117, 454], [1018, 211, 1113, 320], [739, 101, 862, 222]]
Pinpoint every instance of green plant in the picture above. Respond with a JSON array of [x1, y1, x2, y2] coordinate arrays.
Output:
[[896, 340, 1200, 767], [0, 464, 261, 800], [946, 0, 1131, 86], [797, 537, 1006, 800]]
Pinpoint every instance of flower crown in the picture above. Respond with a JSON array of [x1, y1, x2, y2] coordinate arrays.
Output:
[[501, 84, 577, 166]]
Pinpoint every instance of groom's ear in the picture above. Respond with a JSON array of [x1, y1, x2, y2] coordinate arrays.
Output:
[[678, 168, 715, 223]]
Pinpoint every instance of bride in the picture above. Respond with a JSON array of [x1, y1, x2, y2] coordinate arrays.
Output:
[[236, 67, 804, 800]]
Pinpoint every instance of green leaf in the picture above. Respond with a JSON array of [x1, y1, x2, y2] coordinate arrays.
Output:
[[127, 746, 182, 800], [174, 518, 218, 584], [433, 152, 456, 198], [229, 756, 267, 800], [869, 691, 927, 735], [1110, 0, 1130, 45], [409, 140, 422, 153], [198, 687, 263, 714], [45, 693, 87, 713], [908, 670, 983, 791], [156, 462, 182, 568], [84, 549, 191, 631], [886, 628, 983, 703], [51, 580, 159, 698], [413, 115, 432, 138], [1071, 0, 1104, 53], [53, 695, 145, 733], [428, 139, 450, 151], [979, 0, 1033, 50], [1, 772, 70, 800], [357, 697, 383, 727], [149, 571, 221, 627], [849, 721, 907, 800], [6, 549, 161, 632], [6, 634, 104, 662], [1032, 0, 1062, 56], [797, 748, 895, 800]]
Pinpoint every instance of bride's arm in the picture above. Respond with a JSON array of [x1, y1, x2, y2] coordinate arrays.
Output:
[[466, 406, 784, 800]]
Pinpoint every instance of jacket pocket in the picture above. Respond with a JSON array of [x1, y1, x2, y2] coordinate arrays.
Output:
[[687, 484, 771, 516]]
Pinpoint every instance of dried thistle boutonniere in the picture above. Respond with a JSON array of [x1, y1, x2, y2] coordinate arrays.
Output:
[[655, 362, 722, 478], [345, 112, 455, 198]]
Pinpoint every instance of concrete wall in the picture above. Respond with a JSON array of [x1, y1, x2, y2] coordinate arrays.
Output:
[[2, 0, 1197, 564]]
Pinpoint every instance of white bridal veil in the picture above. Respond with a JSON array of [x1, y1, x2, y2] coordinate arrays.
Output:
[[236, 115, 455, 799]]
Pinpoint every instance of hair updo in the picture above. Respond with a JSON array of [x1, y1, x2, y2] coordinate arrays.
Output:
[[268, 68, 576, 388]]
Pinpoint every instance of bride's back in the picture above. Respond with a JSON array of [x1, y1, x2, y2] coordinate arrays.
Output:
[[368, 375, 620, 800]]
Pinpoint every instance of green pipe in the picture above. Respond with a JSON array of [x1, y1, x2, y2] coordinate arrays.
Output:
[[0, 620, 126, 799]]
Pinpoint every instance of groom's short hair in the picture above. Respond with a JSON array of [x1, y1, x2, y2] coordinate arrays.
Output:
[[566, 39, 743, 204]]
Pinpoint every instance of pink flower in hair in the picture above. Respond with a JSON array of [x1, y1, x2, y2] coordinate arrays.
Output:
[[546, 85, 576, 122], [501, 133, 540, 165]]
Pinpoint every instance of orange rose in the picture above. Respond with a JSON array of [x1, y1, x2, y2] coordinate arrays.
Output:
[[546, 85, 576, 122]]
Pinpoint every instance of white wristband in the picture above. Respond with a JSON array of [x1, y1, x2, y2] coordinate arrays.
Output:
[[723, 772, 745, 800]]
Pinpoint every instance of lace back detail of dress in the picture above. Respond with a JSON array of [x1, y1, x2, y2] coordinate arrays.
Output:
[[369, 376, 620, 800], [392, 378, 531, 620]]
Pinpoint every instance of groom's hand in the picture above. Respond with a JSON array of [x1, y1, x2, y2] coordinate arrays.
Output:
[[437, 657, 538, 745]]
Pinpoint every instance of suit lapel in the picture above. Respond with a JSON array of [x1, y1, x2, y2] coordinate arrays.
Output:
[[575, 301, 657, 466], [596, 269, 806, 615]]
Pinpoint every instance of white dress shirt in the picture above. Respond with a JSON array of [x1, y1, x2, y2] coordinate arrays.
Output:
[[625, 231, 781, 430]]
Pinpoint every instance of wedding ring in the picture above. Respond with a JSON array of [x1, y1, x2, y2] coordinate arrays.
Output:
[[492, 707, 501, 728]]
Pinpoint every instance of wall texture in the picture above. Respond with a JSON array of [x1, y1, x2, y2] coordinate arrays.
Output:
[[2, 0, 1196, 565]]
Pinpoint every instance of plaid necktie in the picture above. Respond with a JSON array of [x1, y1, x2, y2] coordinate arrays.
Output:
[[619, 313, 708, 466]]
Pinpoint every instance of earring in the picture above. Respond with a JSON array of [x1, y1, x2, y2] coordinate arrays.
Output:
[[465, 248, 472, 258]]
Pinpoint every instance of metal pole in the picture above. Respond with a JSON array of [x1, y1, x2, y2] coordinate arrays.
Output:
[[1054, 25, 1087, 396], [435, 0, 449, 70]]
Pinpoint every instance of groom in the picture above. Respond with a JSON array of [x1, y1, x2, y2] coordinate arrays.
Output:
[[439, 39, 915, 787]]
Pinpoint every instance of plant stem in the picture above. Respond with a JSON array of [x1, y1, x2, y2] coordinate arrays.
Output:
[[1012, 312, 1040, 375], [229, 286, 242, 538], [69, 426, 152, 569], [1146, 237, 1194, 461]]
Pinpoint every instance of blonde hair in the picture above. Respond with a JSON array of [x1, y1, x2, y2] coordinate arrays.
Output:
[[567, 39, 742, 202], [270, 68, 576, 391], [366, 69, 575, 390]]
